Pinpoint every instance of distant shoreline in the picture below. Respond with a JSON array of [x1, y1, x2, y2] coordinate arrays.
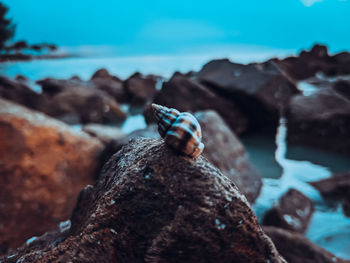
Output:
[[0, 53, 74, 63]]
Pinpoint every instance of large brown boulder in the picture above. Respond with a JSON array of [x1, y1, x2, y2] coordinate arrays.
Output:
[[262, 189, 314, 233], [286, 87, 350, 154], [0, 99, 104, 254], [1, 138, 285, 262], [310, 172, 350, 217], [0, 76, 44, 111], [264, 226, 349, 263], [196, 59, 299, 133], [147, 73, 248, 134], [195, 110, 262, 203]]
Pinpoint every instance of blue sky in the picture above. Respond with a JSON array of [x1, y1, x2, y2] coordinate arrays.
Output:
[[3, 0, 350, 54]]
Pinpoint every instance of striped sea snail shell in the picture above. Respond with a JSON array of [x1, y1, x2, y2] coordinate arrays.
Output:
[[152, 104, 204, 158]]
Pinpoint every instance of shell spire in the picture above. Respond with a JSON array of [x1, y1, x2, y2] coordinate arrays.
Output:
[[152, 104, 171, 122], [151, 104, 204, 158], [152, 104, 180, 137]]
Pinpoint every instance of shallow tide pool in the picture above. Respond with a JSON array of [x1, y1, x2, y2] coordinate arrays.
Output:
[[250, 118, 350, 259]]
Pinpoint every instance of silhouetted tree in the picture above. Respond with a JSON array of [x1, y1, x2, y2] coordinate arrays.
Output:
[[8, 40, 27, 53], [0, 2, 15, 50]]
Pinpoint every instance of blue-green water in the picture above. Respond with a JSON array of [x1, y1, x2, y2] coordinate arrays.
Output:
[[0, 45, 295, 81], [250, 119, 350, 259]]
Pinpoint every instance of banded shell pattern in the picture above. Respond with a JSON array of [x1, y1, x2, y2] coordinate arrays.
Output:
[[152, 104, 204, 158]]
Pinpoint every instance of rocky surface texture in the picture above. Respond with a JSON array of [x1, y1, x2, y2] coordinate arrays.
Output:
[[147, 72, 248, 134], [310, 171, 350, 217], [262, 189, 314, 233], [196, 59, 299, 133], [0, 99, 103, 254], [0, 138, 285, 263], [264, 226, 349, 263], [116, 110, 261, 204], [195, 110, 262, 203]]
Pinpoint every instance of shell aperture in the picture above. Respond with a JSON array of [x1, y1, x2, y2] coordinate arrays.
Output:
[[152, 104, 204, 158]]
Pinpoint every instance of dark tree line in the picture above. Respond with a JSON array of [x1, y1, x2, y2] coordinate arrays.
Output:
[[0, 3, 57, 55], [0, 2, 15, 50]]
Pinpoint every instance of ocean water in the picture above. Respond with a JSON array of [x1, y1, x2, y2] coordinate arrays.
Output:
[[1, 47, 350, 259], [0, 45, 295, 81], [252, 118, 350, 259]]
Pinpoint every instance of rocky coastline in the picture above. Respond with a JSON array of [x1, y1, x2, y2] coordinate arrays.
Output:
[[0, 41, 71, 63], [0, 44, 349, 262]]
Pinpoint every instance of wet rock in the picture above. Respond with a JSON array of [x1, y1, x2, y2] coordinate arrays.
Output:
[[286, 88, 350, 154], [296, 74, 350, 95], [36, 75, 127, 124], [263, 226, 348, 263], [36, 77, 89, 96], [0, 76, 44, 111], [196, 59, 299, 133], [91, 68, 112, 79], [195, 110, 262, 203], [262, 189, 314, 233], [310, 172, 350, 217], [0, 99, 103, 254], [70, 75, 81, 81], [82, 123, 125, 145], [310, 172, 350, 199], [333, 79, 350, 100], [124, 72, 157, 104], [148, 73, 248, 134], [333, 51, 350, 70], [90, 68, 126, 102], [0, 138, 285, 262], [275, 44, 350, 80], [38, 71, 126, 103], [344, 195, 350, 217], [43, 87, 126, 124]]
